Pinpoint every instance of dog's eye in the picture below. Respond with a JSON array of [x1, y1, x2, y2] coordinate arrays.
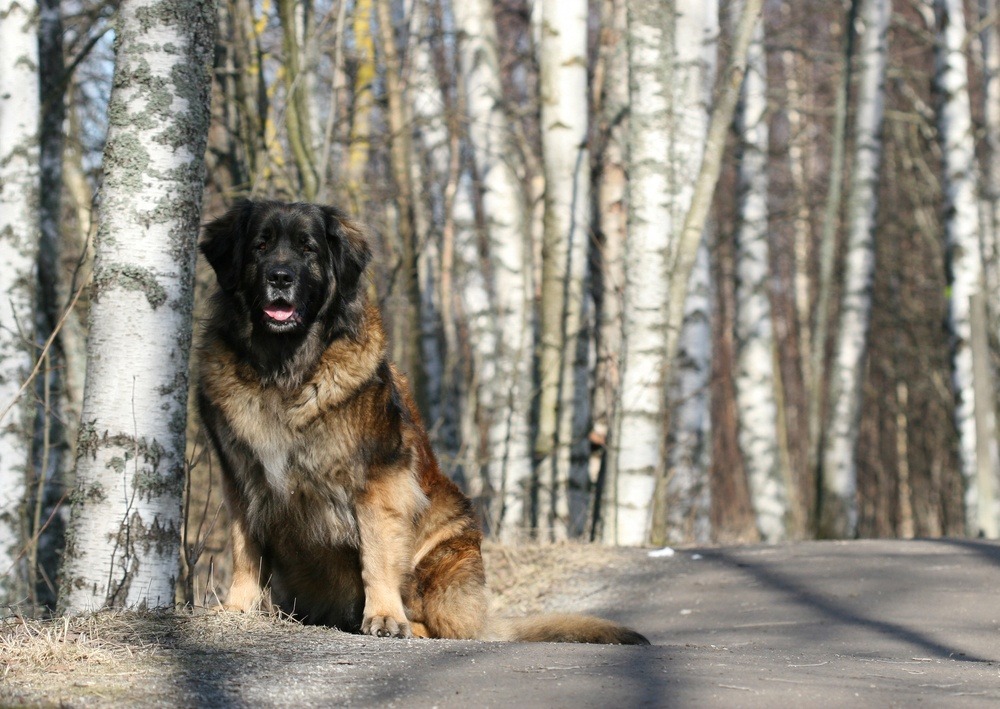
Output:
[[301, 242, 315, 254], [255, 241, 267, 253]]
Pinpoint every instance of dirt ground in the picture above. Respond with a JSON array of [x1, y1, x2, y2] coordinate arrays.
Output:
[[3, 539, 999, 707]]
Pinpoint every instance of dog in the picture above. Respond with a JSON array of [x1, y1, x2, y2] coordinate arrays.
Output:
[[196, 199, 648, 644]]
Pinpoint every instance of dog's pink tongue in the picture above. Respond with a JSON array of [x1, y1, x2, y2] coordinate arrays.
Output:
[[265, 305, 295, 322]]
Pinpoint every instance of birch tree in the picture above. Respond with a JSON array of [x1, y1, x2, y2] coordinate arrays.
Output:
[[663, 242, 713, 545], [930, 0, 1000, 538], [816, 0, 889, 539], [535, 0, 591, 539], [453, 0, 534, 540], [980, 0, 1000, 335], [603, 0, 676, 546], [732, 10, 789, 542], [593, 0, 628, 519], [61, 0, 214, 612], [0, 0, 40, 602], [653, 0, 718, 546]]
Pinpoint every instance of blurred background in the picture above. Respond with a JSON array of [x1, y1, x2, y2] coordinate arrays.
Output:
[[2, 0, 999, 610]]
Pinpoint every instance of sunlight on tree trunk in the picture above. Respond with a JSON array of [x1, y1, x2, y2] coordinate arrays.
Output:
[[818, 0, 889, 540], [0, 0, 41, 603], [453, 0, 534, 541], [930, 0, 1000, 538], [732, 11, 790, 543], [61, 0, 214, 612], [535, 0, 591, 540]]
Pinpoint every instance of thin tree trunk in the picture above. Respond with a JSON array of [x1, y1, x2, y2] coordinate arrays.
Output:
[[665, 0, 763, 381], [61, 0, 214, 612], [604, 0, 676, 546], [651, 0, 719, 546], [453, 0, 534, 540], [277, 0, 319, 199], [376, 0, 427, 415], [662, 241, 713, 545], [593, 0, 628, 541], [347, 0, 375, 211], [817, 0, 890, 540], [931, 0, 1000, 538], [733, 12, 789, 542], [810, 0, 859, 483], [980, 0, 1000, 337], [0, 0, 41, 603], [535, 0, 591, 540]]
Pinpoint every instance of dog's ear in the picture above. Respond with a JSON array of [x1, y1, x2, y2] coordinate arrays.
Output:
[[201, 200, 254, 292], [321, 205, 372, 303]]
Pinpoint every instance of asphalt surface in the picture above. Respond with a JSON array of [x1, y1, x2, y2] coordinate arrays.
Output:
[[167, 539, 999, 708]]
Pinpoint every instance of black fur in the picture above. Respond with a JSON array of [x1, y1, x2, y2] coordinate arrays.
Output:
[[200, 199, 372, 389]]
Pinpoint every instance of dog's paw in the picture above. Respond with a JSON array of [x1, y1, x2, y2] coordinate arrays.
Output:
[[362, 614, 412, 639]]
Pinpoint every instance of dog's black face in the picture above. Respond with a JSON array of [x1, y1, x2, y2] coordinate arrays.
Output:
[[201, 200, 372, 373]]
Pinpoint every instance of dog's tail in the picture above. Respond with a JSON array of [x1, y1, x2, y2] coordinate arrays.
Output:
[[482, 614, 650, 645]]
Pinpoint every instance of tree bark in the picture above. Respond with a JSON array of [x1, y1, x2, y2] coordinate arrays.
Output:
[[732, 11, 790, 542], [61, 0, 214, 612], [817, 0, 889, 540], [0, 0, 41, 603], [277, 0, 319, 199], [535, 0, 591, 540], [604, 0, 676, 546], [930, 0, 1000, 538], [453, 0, 534, 540]]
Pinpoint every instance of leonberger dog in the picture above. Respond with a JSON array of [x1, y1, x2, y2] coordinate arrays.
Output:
[[197, 199, 648, 644]]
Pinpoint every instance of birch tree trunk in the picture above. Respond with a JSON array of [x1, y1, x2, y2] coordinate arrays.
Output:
[[980, 0, 1000, 337], [347, 0, 375, 210], [61, 0, 214, 612], [535, 0, 591, 540], [408, 0, 459, 465], [0, 0, 40, 602], [810, 0, 859, 479], [931, 0, 1000, 538], [277, 0, 319, 200], [376, 0, 427, 415], [603, 0, 675, 546], [663, 241, 713, 545], [454, 0, 534, 540], [732, 12, 789, 542], [817, 0, 889, 539], [652, 0, 718, 546]]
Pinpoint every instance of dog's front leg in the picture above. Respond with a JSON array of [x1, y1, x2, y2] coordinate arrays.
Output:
[[356, 472, 425, 638], [223, 513, 272, 612]]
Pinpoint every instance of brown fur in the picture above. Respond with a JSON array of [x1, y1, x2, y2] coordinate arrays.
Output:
[[197, 200, 648, 645]]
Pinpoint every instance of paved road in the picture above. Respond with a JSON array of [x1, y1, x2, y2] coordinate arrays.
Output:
[[168, 539, 998, 707]]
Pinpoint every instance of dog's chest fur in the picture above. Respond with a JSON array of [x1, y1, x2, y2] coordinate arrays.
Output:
[[203, 349, 369, 550]]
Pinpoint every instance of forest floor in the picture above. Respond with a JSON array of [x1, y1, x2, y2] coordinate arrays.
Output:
[[2, 539, 999, 707]]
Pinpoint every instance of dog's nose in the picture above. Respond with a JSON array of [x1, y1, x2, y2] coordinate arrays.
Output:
[[267, 266, 294, 288]]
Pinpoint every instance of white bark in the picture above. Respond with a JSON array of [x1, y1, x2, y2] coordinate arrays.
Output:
[[931, 0, 999, 537], [594, 0, 628, 539], [733, 13, 788, 542], [606, 0, 718, 546], [982, 0, 1000, 319], [665, 241, 713, 545], [657, 0, 718, 545], [453, 0, 534, 540], [409, 0, 455, 460], [61, 0, 214, 612], [605, 0, 675, 546], [0, 0, 40, 600], [818, 0, 889, 539], [535, 0, 591, 540]]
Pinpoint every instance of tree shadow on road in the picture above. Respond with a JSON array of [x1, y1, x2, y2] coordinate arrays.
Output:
[[926, 537, 1000, 566], [701, 548, 994, 664]]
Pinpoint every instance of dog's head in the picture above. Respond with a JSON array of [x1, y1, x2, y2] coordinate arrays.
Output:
[[201, 200, 372, 339]]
